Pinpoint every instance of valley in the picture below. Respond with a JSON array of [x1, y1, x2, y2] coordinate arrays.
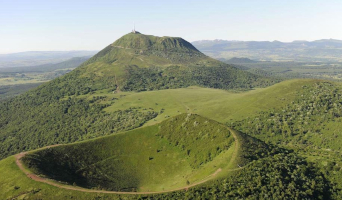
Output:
[[224, 58, 342, 81], [0, 57, 91, 101]]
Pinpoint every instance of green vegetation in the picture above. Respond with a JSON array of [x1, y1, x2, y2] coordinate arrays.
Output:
[[102, 79, 315, 125], [232, 81, 342, 146], [0, 33, 278, 160], [121, 65, 278, 92], [1, 127, 337, 199], [4, 114, 324, 199], [232, 81, 342, 196], [0, 94, 156, 159], [0, 83, 42, 101], [21, 114, 237, 192], [1, 32, 341, 199], [43, 33, 277, 96], [149, 153, 337, 199], [226, 60, 342, 81], [0, 79, 340, 199]]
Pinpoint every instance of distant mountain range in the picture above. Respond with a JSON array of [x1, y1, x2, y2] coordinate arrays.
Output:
[[223, 57, 258, 64], [192, 39, 342, 62], [0, 51, 97, 68], [0, 56, 90, 73]]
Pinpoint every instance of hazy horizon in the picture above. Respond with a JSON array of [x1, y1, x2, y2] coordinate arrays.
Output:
[[1, 0, 342, 53], [2, 37, 342, 55]]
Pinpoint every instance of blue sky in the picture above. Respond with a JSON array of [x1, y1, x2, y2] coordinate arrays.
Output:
[[1, 0, 342, 53]]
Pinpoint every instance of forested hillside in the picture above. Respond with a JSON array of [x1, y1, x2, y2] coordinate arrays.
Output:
[[0, 33, 277, 160], [149, 153, 337, 199], [46, 32, 277, 95], [0, 90, 156, 159], [232, 81, 342, 197]]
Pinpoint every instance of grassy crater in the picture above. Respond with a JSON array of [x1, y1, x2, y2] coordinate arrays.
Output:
[[22, 114, 236, 192]]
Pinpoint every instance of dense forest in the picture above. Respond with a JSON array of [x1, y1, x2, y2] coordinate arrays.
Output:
[[231, 81, 342, 197], [122, 65, 279, 92], [0, 83, 42, 101], [232, 81, 342, 147], [0, 91, 157, 159], [145, 153, 338, 200]]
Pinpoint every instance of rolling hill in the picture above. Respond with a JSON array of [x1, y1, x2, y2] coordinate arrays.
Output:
[[0, 32, 341, 199], [20, 114, 240, 192], [225, 57, 258, 64], [0, 32, 277, 160], [49, 32, 277, 94], [0, 57, 91, 100], [0, 56, 90, 73], [3, 114, 332, 199]]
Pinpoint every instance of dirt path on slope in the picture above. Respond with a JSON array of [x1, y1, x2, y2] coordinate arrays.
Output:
[[15, 129, 242, 195], [227, 127, 240, 169]]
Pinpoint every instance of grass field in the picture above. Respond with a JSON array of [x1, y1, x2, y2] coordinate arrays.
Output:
[[20, 114, 238, 193], [0, 113, 276, 199], [84, 79, 319, 125], [0, 156, 131, 200], [0, 79, 334, 199]]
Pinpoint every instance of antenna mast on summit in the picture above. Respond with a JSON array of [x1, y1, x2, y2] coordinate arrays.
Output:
[[132, 22, 136, 33], [132, 22, 139, 34]]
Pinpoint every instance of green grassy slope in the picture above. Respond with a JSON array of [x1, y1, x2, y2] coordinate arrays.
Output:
[[0, 126, 335, 199], [0, 76, 291, 160], [49, 32, 277, 95], [0, 32, 277, 160], [21, 114, 237, 192], [0, 80, 340, 199], [95, 79, 316, 124], [104, 32, 220, 67], [0, 32, 340, 200], [0, 78, 318, 161]]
